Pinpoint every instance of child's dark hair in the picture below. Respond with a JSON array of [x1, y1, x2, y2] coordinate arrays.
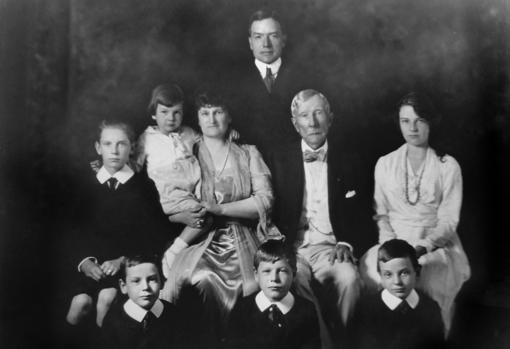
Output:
[[254, 239, 296, 274], [119, 254, 164, 282], [96, 120, 136, 145], [377, 239, 421, 276], [147, 84, 184, 116]]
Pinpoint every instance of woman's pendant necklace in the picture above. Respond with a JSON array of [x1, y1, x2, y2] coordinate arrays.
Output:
[[214, 142, 231, 180], [405, 151, 426, 206]]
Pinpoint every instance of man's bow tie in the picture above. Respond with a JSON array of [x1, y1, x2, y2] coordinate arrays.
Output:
[[303, 149, 326, 162]]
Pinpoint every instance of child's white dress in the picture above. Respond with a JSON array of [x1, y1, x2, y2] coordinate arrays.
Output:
[[136, 125, 201, 215]]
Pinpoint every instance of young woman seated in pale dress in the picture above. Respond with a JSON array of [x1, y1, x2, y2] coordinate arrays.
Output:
[[360, 92, 470, 334]]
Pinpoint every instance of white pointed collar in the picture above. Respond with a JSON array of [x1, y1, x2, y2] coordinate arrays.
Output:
[[123, 298, 164, 322], [255, 290, 295, 315], [96, 164, 134, 184], [381, 288, 420, 310]]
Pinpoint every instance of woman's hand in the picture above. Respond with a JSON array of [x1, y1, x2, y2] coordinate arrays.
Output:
[[90, 159, 101, 173], [203, 201, 224, 216], [169, 207, 207, 227], [376, 217, 394, 234], [228, 128, 240, 142], [415, 245, 427, 259]]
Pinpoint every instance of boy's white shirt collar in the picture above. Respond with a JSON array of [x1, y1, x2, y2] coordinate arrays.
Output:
[[254, 58, 282, 79], [301, 139, 328, 154], [381, 289, 420, 310], [123, 299, 164, 322], [255, 290, 295, 315], [96, 165, 134, 184]]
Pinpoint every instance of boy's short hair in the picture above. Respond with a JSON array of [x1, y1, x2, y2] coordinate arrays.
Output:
[[254, 239, 296, 273], [119, 254, 164, 282], [377, 239, 421, 275], [96, 120, 136, 144], [147, 84, 184, 116]]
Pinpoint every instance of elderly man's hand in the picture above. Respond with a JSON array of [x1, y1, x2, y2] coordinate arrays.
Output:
[[327, 244, 357, 265]]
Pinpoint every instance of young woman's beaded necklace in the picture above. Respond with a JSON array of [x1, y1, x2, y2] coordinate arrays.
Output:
[[405, 150, 426, 206]]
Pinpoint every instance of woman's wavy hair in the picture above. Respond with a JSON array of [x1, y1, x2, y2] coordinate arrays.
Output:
[[194, 89, 230, 113], [397, 92, 447, 160]]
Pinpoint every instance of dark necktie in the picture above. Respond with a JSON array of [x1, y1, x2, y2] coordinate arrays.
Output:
[[263, 67, 274, 93], [142, 311, 156, 332], [303, 149, 326, 162], [267, 304, 285, 329], [107, 177, 118, 190], [395, 300, 412, 315]]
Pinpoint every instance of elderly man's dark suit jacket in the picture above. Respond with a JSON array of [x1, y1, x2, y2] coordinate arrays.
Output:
[[267, 140, 374, 257], [228, 61, 307, 156]]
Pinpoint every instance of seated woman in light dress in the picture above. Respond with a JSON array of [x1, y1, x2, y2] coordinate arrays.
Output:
[[160, 88, 280, 344], [360, 92, 470, 334]]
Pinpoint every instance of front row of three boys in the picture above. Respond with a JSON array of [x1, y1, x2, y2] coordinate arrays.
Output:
[[103, 238, 444, 349]]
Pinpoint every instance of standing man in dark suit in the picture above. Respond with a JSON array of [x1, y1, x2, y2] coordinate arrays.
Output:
[[229, 9, 306, 156], [267, 89, 368, 348]]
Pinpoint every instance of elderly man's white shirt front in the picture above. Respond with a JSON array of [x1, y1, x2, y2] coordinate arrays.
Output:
[[297, 140, 337, 247]]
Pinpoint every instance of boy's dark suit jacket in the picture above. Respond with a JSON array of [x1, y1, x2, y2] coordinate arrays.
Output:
[[63, 170, 176, 294], [267, 140, 373, 256], [228, 61, 308, 156], [73, 171, 174, 262], [350, 291, 445, 349], [101, 299, 188, 349], [225, 293, 321, 349]]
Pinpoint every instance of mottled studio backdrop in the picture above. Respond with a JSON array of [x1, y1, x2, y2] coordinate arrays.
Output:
[[1, 0, 509, 347]]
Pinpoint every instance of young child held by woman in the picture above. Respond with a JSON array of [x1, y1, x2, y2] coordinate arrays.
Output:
[[135, 84, 206, 271]]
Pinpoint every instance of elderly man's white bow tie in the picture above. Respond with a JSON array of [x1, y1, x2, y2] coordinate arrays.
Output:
[[303, 149, 326, 162]]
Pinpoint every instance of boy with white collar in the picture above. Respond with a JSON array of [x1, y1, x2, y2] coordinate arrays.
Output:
[[225, 239, 320, 349], [351, 239, 444, 349], [101, 254, 186, 349], [66, 121, 174, 329]]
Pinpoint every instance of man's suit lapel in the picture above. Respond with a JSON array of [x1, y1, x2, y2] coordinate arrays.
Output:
[[249, 63, 269, 95], [272, 62, 288, 95], [287, 143, 305, 216]]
